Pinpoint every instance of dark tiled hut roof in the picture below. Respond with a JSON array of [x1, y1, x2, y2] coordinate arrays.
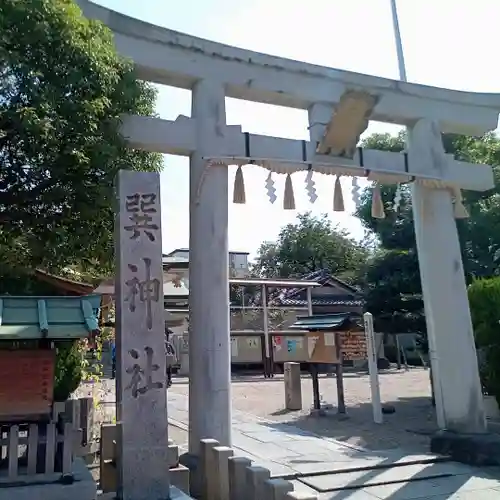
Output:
[[270, 269, 364, 308]]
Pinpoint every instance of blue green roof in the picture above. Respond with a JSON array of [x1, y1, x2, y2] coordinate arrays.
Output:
[[289, 313, 362, 331], [0, 295, 101, 340]]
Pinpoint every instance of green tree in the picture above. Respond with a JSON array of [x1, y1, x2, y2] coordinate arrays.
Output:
[[358, 249, 424, 334], [468, 277, 500, 402], [0, 0, 162, 401], [356, 131, 500, 335], [0, 0, 161, 280], [253, 212, 368, 282]]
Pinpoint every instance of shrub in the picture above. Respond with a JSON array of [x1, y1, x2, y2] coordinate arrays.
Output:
[[468, 277, 500, 405], [53, 341, 84, 402]]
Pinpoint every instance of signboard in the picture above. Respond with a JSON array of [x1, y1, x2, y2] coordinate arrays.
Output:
[[340, 331, 367, 361], [306, 331, 339, 364], [0, 349, 55, 419]]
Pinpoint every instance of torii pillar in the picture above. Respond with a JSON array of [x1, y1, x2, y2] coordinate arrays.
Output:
[[409, 120, 486, 434], [188, 79, 232, 455]]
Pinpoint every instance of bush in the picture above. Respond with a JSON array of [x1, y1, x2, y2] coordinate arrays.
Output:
[[53, 341, 84, 402], [468, 277, 500, 405]]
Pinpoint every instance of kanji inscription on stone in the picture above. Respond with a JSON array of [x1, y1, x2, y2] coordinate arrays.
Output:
[[124, 257, 161, 330], [114, 170, 169, 499], [125, 346, 164, 398], [124, 192, 159, 241]]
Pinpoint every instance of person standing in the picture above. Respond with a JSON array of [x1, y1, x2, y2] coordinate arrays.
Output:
[[111, 337, 116, 379], [165, 327, 176, 387]]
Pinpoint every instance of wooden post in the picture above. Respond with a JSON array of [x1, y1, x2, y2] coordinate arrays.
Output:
[[395, 334, 402, 370], [284, 362, 302, 410], [115, 170, 170, 499], [310, 364, 321, 411], [335, 334, 346, 414]]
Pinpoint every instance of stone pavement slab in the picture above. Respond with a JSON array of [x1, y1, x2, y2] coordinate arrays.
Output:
[[299, 461, 485, 491], [167, 392, 500, 499]]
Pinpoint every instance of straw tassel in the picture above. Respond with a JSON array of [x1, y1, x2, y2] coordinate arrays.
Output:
[[283, 173, 296, 210], [232, 165, 246, 204], [371, 183, 386, 219], [453, 187, 469, 219], [333, 175, 345, 212]]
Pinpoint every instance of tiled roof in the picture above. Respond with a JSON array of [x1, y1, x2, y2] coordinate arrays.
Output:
[[279, 297, 364, 307], [290, 312, 363, 331], [269, 268, 363, 306]]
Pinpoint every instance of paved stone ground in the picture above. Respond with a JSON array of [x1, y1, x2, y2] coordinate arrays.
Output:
[[165, 391, 500, 499], [172, 368, 437, 451], [81, 367, 500, 498]]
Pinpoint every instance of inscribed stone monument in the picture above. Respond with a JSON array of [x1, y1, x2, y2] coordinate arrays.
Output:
[[115, 170, 170, 499]]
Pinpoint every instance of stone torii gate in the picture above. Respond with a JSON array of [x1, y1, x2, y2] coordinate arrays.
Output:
[[80, 0, 500, 451]]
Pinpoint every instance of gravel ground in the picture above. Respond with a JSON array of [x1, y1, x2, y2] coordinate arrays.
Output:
[[78, 366, 437, 453]]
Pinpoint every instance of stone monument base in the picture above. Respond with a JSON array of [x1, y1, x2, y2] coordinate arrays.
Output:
[[0, 458, 96, 500], [431, 430, 500, 466]]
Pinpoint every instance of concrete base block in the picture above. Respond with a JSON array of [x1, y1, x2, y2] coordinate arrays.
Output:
[[170, 485, 195, 499], [169, 444, 180, 467], [431, 430, 500, 466], [179, 451, 200, 497], [0, 458, 96, 500], [100, 460, 116, 493], [98, 485, 194, 499], [170, 465, 190, 495]]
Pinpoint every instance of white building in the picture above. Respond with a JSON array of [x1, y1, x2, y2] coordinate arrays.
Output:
[[164, 248, 250, 278]]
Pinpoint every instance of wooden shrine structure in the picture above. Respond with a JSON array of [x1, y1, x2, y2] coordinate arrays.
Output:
[[289, 313, 368, 412], [0, 294, 100, 484]]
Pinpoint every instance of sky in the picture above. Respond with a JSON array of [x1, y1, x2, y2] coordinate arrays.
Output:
[[94, 0, 500, 258]]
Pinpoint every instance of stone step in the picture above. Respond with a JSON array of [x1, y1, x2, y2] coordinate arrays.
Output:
[[100, 464, 190, 497], [298, 461, 478, 493], [170, 464, 190, 495], [100, 444, 182, 493]]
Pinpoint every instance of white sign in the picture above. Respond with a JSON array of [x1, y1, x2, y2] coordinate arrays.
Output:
[[364, 312, 382, 424], [231, 337, 238, 357]]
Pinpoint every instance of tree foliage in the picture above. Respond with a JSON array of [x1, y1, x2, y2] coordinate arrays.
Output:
[[0, 0, 162, 400], [357, 131, 500, 334], [468, 277, 500, 401], [0, 0, 161, 281], [252, 212, 368, 282]]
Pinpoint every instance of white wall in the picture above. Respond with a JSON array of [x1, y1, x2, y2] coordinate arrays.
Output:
[[169, 249, 249, 277]]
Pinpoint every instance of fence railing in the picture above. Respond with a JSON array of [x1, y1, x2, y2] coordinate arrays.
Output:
[[52, 397, 95, 455], [0, 422, 76, 482], [0, 396, 95, 484], [199, 437, 318, 500]]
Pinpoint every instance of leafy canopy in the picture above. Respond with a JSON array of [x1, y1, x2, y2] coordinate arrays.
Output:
[[252, 212, 368, 282], [0, 0, 161, 277], [356, 131, 500, 334], [468, 277, 500, 399]]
